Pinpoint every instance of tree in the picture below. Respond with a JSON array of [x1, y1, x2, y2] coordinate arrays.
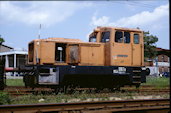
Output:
[[143, 31, 158, 59], [0, 35, 5, 45]]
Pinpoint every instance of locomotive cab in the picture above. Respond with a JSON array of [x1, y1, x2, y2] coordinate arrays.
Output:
[[88, 26, 144, 67]]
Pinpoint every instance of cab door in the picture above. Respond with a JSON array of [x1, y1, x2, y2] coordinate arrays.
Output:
[[110, 31, 132, 66], [132, 32, 143, 66]]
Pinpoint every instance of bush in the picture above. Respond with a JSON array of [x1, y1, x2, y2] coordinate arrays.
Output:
[[80, 91, 87, 101], [73, 91, 80, 98], [0, 92, 11, 105], [56, 93, 64, 102]]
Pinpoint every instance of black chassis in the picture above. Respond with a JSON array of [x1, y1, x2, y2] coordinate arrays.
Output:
[[24, 65, 146, 88]]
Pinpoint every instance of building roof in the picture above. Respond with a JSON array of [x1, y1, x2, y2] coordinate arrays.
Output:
[[97, 26, 142, 32], [156, 47, 170, 56], [156, 47, 170, 52], [0, 44, 13, 49], [0, 50, 28, 56]]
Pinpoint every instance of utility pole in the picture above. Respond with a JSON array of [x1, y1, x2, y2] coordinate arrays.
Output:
[[38, 24, 41, 39]]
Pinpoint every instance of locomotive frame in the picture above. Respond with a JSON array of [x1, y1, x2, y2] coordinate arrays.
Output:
[[22, 26, 148, 90]]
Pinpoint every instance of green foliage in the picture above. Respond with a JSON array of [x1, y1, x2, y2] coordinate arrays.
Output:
[[56, 93, 64, 102], [90, 94, 96, 99], [12, 94, 57, 104], [126, 92, 133, 97], [104, 96, 109, 101], [13, 95, 37, 104], [73, 91, 80, 98], [0, 92, 11, 105], [143, 31, 158, 58], [80, 90, 87, 100], [0, 35, 5, 44]]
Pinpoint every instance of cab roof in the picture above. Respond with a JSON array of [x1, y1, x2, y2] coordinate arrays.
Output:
[[97, 26, 142, 32]]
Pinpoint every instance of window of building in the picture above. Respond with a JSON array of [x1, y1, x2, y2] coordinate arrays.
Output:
[[134, 34, 139, 44], [115, 31, 123, 43], [168, 57, 169, 62], [101, 32, 110, 43], [161, 55, 164, 62], [162, 67, 164, 73], [168, 67, 170, 72], [124, 32, 130, 43]]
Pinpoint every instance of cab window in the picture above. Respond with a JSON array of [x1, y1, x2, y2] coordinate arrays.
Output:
[[101, 32, 110, 43], [124, 32, 130, 43], [134, 34, 139, 44], [115, 31, 123, 43], [89, 33, 97, 42]]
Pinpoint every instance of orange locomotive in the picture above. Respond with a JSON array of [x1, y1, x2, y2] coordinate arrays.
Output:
[[24, 26, 148, 90]]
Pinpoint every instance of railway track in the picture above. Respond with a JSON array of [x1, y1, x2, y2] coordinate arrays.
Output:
[[3, 85, 170, 96], [0, 98, 169, 113], [3, 86, 54, 96], [121, 85, 170, 93], [139, 85, 170, 88]]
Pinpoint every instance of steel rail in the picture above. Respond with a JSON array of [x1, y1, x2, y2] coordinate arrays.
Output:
[[0, 98, 169, 113], [140, 85, 170, 87], [4, 86, 170, 94], [4, 89, 170, 97]]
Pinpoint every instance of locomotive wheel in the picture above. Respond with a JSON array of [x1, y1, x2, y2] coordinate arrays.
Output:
[[23, 73, 36, 88]]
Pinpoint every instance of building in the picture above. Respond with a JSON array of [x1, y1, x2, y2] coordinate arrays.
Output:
[[0, 44, 13, 52], [155, 47, 170, 74], [145, 47, 170, 76], [0, 44, 28, 76]]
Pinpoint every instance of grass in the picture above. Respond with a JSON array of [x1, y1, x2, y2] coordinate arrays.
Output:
[[1, 91, 167, 105], [0, 92, 12, 105], [12, 94, 57, 104], [6, 79, 24, 86], [142, 76, 170, 87], [0, 86, 170, 105]]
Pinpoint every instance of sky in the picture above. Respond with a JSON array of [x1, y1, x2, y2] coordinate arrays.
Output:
[[0, 1, 169, 50]]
